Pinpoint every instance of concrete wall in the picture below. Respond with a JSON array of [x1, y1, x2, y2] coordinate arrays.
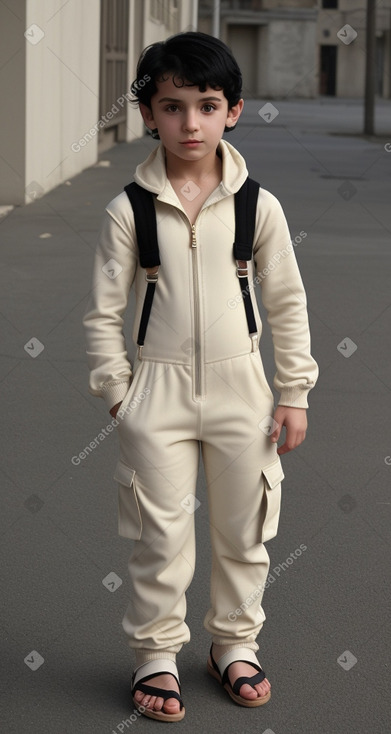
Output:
[[228, 19, 318, 99], [261, 17, 317, 97], [201, 5, 318, 99]]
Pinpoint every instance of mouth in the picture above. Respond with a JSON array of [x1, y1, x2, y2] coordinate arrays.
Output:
[[181, 140, 202, 145]]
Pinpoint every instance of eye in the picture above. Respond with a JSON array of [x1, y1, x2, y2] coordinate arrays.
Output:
[[165, 104, 180, 113], [202, 104, 216, 113]]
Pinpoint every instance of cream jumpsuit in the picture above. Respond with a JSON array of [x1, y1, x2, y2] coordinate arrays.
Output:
[[83, 140, 318, 657]]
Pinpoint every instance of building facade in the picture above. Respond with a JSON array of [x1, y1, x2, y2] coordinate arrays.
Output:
[[199, 0, 391, 101], [318, 0, 391, 98], [0, 0, 198, 205]]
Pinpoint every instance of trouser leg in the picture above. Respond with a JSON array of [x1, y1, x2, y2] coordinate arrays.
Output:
[[115, 361, 200, 655], [121, 442, 199, 654], [202, 449, 272, 650], [201, 354, 284, 649]]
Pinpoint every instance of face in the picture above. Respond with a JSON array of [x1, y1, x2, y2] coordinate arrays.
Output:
[[140, 74, 243, 164]]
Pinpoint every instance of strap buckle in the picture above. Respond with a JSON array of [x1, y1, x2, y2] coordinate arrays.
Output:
[[236, 260, 248, 279], [145, 269, 159, 283]]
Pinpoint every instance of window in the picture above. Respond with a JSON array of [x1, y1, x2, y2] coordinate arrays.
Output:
[[322, 1, 338, 8]]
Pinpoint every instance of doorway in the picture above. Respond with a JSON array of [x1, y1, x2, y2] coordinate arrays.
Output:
[[227, 24, 258, 97], [320, 45, 337, 95]]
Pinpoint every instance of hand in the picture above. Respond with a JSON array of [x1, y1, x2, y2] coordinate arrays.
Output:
[[109, 401, 122, 419], [270, 405, 307, 455]]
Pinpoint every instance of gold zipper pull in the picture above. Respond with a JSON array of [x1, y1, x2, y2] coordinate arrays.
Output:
[[191, 225, 197, 248]]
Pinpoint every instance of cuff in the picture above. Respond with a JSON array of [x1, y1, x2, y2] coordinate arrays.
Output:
[[101, 379, 130, 411], [211, 638, 259, 653], [134, 650, 177, 666], [278, 386, 310, 409]]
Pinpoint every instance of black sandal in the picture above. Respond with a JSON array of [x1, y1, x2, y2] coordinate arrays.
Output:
[[131, 659, 185, 721], [207, 645, 271, 707]]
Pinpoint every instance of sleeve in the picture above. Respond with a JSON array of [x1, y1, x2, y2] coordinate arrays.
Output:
[[253, 188, 319, 409], [82, 195, 139, 411]]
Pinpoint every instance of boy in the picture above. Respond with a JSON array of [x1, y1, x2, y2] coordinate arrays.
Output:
[[83, 32, 318, 722]]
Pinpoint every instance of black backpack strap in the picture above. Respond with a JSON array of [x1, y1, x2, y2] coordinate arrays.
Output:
[[233, 177, 260, 350], [124, 182, 160, 354], [124, 182, 160, 268], [123, 178, 260, 355]]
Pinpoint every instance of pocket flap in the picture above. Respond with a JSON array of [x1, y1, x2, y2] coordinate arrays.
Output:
[[262, 457, 285, 489], [114, 459, 135, 486]]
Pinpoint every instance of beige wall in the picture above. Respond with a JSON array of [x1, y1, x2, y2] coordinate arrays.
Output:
[[26, 0, 101, 203], [0, 0, 100, 205], [0, 0, 198, 206]]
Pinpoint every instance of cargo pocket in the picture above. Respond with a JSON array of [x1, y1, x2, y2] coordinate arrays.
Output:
[[259, 457, 285, 543], [113, 459, 142, 540]]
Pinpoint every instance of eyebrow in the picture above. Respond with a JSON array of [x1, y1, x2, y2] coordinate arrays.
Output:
[[157, 96, 223, 104]]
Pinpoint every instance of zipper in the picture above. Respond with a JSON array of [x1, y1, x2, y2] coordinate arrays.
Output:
[[191, 224, 197, 249], [191, 224, 202, 398]]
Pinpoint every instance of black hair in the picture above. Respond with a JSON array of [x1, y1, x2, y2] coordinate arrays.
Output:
[[130, 31, 242, 135]]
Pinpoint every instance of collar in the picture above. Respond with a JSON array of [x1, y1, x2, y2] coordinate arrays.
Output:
[[133, 139, 249, 201]]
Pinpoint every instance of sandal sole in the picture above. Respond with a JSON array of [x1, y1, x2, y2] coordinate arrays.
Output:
[[133, 698, 185, 722], [207, 660, 271, 708]]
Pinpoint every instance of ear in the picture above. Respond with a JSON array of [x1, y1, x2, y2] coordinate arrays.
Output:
[[226, 98, 244, 129], [139, 103, 157, 132]]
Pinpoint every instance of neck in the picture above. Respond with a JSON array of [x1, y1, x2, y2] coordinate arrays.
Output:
[[165, 147, 221, 183]]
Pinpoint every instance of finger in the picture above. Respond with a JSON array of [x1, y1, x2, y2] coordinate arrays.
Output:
[[270, 420, 282, 443], [277, 442, 290, 455], [277, 428, 307, 454], [277, 427, 296, 454]]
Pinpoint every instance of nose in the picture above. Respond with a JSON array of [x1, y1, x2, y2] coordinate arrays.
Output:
[[183, 109, 199, 132]]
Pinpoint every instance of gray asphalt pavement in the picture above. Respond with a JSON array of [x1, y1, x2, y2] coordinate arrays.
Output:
[[1, 97, 391, 734]]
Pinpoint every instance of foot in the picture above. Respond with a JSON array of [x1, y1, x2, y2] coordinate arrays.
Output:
[[133, 673, 181, 715], [211, 644, 271, 701]]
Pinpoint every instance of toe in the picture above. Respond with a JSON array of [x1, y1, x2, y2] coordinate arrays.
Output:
[[133, 672, 181, 715], [133, 689, 144, 703], [239, 683, 259, 699], [162, 697, 181, 714], [255, 680, 271, 698]]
